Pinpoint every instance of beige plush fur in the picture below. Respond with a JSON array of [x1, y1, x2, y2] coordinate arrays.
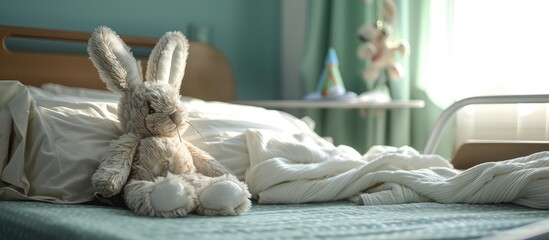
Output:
[[88, 26, 251, 217]]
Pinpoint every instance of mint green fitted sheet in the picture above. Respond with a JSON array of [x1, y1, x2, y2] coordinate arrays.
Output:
[[1, 201, 548, 240]]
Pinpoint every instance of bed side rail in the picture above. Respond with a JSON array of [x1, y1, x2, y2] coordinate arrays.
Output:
[[423, 94, 549, 155]]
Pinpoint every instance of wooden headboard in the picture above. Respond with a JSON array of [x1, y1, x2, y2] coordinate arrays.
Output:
[[0, 25, 236, 101]]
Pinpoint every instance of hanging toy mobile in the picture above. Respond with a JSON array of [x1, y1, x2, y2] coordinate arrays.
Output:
[[357, 0, 409, 102]]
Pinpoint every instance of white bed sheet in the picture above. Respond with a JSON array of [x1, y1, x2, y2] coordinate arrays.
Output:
[[245, 128, 549, 209]]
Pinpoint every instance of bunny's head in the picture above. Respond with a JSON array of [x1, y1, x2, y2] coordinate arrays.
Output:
[[88, 26, 190, 138]]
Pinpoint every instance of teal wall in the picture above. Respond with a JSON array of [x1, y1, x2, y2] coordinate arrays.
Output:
[[0, 0, 281, 100]]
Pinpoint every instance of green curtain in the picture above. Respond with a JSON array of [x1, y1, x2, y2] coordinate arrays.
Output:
[[404, 0, 455, 158], [300, 0, 454, 157]]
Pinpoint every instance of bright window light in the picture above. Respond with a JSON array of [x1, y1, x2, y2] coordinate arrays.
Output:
[[452, 0, 549, 99]]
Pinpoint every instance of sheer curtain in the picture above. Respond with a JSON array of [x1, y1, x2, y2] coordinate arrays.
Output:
[[401, 0, 549, 156], [449, 0, 549, 148], [421, 0, 549, 104], [402, 0, 549, 156]]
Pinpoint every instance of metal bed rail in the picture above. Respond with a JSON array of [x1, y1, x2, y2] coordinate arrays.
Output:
[[423, 94, 549, 155]]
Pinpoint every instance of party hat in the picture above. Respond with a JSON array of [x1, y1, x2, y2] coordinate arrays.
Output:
[[305, 48, 356, 100]]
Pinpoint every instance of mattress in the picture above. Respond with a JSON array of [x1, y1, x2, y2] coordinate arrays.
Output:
[[1, 200, 548, 240]]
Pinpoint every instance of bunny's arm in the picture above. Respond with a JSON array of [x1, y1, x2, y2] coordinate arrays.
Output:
[[92, 132, 140, 197], [184, 141, 230, 177]]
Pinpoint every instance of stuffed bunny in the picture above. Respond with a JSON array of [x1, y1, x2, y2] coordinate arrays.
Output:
[[88, 26, 251, 217]]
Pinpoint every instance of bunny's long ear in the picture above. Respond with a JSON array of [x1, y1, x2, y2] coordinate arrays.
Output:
[[146, 31, 189, 92], [87, 26, 142, 93]]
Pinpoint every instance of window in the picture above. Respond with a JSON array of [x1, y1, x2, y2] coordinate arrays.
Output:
[[436, 0, 549, 147], [452, 0, 549, 98]]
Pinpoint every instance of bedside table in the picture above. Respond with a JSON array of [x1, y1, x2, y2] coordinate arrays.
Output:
[[233, 99, 425, 110], [233, 99, 425, 118]]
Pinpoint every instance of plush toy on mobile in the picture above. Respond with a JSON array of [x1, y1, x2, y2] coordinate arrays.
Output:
[[357, 0, 409, 100]]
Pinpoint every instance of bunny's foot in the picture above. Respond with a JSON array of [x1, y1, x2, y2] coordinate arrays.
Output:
[[196, 174, 251, 216], [124, 174, 197, 217]]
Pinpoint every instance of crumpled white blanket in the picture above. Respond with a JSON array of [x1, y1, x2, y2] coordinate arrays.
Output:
[[244, 129, 549, 209]]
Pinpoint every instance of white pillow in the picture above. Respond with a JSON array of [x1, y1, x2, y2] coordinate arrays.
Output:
[[36, 84, 316, 180], [183, 99, 314, 179], [35, 84, 316, 179], [0, 82, 315, 203], [40, 83, 119, 102], [0, 81, 120, 203]]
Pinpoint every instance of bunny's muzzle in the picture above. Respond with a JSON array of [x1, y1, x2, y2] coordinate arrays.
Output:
[[169, 111, 183, 125]]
